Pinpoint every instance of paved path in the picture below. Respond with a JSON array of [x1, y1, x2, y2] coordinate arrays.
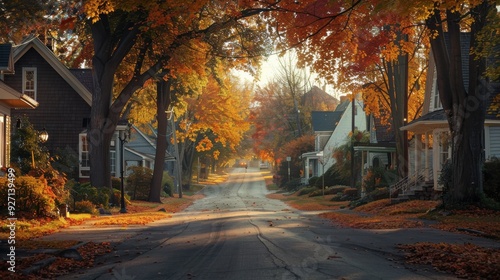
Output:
[[34, 168, 499, 279]]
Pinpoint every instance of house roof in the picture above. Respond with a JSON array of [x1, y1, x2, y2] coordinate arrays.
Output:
[[13, 36, 92, 105], [301, 86, 339, 111], [373, 114, 395, 143], [311, 111, 343, 132], [404, 32, 500, 133], [0, 44, 14, 73], [402, 104, 500, 133], [0, 80, 38, 109], [69, 69, 93, 93]]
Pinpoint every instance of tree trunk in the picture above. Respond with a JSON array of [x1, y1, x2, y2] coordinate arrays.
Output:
[[426, 2, 492, 207], [88, 16, 140, 191], [149, 79, 173, 202], [449, 99, 485, 205]]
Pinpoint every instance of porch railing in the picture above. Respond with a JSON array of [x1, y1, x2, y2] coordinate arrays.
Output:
[[389, 168, 429, 199]]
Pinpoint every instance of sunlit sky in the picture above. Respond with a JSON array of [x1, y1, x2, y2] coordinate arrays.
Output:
[[234, 52, 342, 100]]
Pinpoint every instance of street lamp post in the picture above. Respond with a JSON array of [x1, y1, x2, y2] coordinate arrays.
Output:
[[118, 126, 130, 214], [166, 108, 182, 198]]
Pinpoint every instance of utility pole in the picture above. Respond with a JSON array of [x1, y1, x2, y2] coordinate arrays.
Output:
[[351, 95, 356, 189]]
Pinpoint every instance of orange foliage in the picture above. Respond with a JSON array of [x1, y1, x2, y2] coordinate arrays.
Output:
[[399, 242, 500, 279]]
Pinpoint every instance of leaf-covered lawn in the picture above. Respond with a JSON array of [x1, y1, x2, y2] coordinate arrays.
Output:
[[267, 192, 350, 211], [399, 242, 500, 279], [0, 242, 112, 279], [91, 211, 171, 226]]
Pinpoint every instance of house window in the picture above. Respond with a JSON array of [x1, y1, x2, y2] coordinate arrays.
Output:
[[110, 140, 116, 177], [79, 133, 90, 177], [433, 91, 442, 110], [22, 68, 37, 100], [432, 70, 442, 110]]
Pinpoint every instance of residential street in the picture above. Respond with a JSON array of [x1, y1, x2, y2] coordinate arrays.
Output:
[[45, 168, 499, 280]]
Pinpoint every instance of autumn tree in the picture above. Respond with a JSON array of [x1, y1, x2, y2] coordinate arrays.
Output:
[[0, 0, 58, 43], [275, 134, 314, 187], [423, 1, 498, 206], [175, 71, 252, 188], [268, 0, 499, 207], [251, 51, 320, 166], [69, 0, 273, 191]]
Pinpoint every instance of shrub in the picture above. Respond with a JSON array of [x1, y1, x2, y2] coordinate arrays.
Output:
[[483, 158, 500, 202], [297, 186, 318, 196], [29, 167, 69, 207], [74, 200, 96, 214], [283, 178, 303, 191], [162, 171, 174, 197], [52, 146, 80, 181], [326, 185, 348, 195], [315, 166, 348, 188], [308, 176, 319, 187], [111, 189, 131, 206], [0, 176, 57, 218], [111, 177, 122, 190], [68, 181, 111, 209], [126, 166, 153, 200], [343, 187, 359, 199]]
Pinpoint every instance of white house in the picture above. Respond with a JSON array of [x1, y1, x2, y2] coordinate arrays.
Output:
[[400, 33, 500, 190], [301, 95, 367, 183]]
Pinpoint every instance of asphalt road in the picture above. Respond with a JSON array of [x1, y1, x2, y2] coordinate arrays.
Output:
[[52, 168, 499, 280]]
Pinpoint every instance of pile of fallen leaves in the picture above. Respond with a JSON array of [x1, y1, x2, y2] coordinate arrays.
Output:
[[398, 242, 500, 279], [318, 199, 439, 229], [319, 211, 425, 229], [428, 207, 500, 239], [91, 211, 171, 226], [266, 192, 349, 211], [0, 241, 112, 279]]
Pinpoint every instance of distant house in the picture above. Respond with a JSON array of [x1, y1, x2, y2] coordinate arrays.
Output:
[[401, 33, 500, 190], [124, 124, 157, 171], [301, 85, 339, 111], [0, 43, 38, 168], [301, 95, 367, 183]]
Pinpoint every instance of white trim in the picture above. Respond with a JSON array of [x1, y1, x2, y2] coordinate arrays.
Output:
[[13, 37, 92, 105], [485, 126, 491, 159], [22, 67, 37, 100], [79, 133, 90, 178]]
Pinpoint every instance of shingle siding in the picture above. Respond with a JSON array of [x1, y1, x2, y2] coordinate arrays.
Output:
[[4, 48, 91, 156]]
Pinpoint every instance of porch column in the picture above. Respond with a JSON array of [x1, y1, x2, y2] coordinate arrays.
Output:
[[415, 133, 421, 176], [305, 158, 310, 182], [361, 150, 366, 177], [424, 131, 429, 181]]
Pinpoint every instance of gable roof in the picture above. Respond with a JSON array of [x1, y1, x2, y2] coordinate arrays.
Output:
[[404, 32, 500, 132], [311, 111, 343, 132], [69, 69, 93, 93], [373, 115, 395, 143], [0, 44, 14, 73], [301, 86, 339, 111], [13, 36, 92, 105]]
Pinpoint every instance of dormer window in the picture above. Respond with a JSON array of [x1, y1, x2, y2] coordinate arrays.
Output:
[[22, 67, 37, 100]]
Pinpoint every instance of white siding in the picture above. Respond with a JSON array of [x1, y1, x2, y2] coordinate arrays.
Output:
[[322, 99, 367, 173], [489, 126, 500, 159]]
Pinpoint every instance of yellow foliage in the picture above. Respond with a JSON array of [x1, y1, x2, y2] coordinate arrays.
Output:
[[83, 0, 114, 23]]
